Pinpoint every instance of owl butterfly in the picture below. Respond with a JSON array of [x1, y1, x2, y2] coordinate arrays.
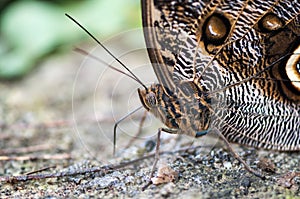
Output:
[[139, 0, 300, 177]]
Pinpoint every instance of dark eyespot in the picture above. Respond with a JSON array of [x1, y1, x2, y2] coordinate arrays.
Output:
[[202, 13, 230, 45], [285, 45, 300, 92], [273, 44, 300, 101], [258, 13, 283, 33]]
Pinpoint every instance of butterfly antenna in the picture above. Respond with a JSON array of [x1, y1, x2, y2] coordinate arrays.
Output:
[[65, 13, 147, 90], [74, 48, 143, 83]]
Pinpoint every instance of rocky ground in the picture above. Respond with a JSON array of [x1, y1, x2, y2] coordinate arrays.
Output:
[[0, 34, 299, 198]]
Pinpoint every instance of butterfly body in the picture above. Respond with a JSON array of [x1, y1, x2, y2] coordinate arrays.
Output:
[[141, 0, 300, 151], [138, 81, 212, 137]]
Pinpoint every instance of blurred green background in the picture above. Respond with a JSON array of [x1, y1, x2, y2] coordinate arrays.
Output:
[[0, 0, 141, 79]]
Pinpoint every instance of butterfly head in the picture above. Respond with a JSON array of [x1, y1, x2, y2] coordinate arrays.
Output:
[[138, 83, 211, 137], [138, 85, 159, 111], [138, 83, 183, 130]]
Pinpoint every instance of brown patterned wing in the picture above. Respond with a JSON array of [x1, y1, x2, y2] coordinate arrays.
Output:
[[142, 0, 300, 150]]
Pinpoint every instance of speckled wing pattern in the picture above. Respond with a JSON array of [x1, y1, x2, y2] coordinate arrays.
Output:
[[142, 0, 300, 150]]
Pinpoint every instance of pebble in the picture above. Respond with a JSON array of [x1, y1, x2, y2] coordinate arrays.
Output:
[[223, 161, 232, 169]]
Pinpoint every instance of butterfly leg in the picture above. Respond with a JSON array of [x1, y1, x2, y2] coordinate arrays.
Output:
[[216, 130, 266, 180], [142, 128, 162, 190], [149, 129, 161, 179], [149, 127, 177, 176], [124, 110, 148, 150], [142, 127, 178, 190], [113, 106, 143, 155]]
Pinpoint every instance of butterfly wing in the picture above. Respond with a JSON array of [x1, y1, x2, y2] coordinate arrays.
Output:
[[142, 0, 189, 91], [142, 0, 300, 150]]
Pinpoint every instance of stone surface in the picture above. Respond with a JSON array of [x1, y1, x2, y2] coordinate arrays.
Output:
[[0, 38, 299, 198]]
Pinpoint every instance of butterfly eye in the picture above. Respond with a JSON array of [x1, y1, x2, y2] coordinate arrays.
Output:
[[146, 92, 158, 107], [203, 14, 230, 45], [258, 13, 283, 32]]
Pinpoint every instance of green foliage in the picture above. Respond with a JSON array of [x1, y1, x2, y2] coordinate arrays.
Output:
[[0, 0, 141, 79]]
